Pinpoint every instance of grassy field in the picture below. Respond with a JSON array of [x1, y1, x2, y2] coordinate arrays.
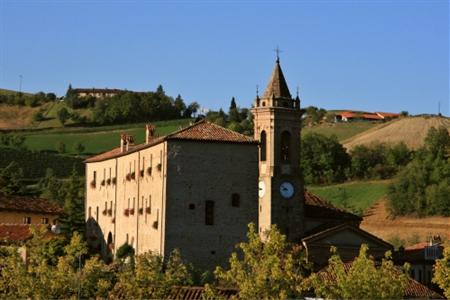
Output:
[[22, 119, 191, 155], [307, 180, 391, 215], [302, 122, 377, 142]]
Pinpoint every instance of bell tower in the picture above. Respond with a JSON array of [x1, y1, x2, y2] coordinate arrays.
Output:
[[251, 57, 304, 241]]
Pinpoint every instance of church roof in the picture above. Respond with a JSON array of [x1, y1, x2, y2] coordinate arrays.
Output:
[[262, 60, 292, 99], [85, 120, 257, 163]]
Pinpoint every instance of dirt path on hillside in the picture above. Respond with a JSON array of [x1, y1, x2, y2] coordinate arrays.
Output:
[[361, 199, 450, 244]]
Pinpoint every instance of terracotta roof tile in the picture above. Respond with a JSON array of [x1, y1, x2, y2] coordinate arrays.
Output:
[[0, 224, 32, 243], [0, 194, 63, 215], [304, 190, 362, 222], [317, 261, 443, 299], [85, 121, 256, 163], [167, 120, 256, 144]]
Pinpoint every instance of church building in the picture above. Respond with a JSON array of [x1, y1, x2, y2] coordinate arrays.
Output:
[[85, 58, 393, 271]]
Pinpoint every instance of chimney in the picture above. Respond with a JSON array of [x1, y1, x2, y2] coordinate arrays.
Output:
[[120, 134, 127, 153], [126, 135, 134, 151], [145, 124, 156, 144]]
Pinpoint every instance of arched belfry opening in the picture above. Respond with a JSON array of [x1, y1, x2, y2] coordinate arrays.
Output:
[[260, 130, 267, 161], [280, 131, 291, 162]]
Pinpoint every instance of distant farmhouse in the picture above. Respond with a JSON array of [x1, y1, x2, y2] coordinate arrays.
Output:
[[0, 193, 63, 245], [71, 88, 126, 98], [84, 58, 403, 272], [335, 111, 400, 122]]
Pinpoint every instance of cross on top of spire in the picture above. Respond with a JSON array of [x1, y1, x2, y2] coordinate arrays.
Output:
[[274, 46, 282, 63]]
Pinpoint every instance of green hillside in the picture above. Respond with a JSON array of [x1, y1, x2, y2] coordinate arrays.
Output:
[[307, 180, 390, 215], [302, 122, 378, 142], [0, 88, 33, 96], [22, 119, 191, 155]]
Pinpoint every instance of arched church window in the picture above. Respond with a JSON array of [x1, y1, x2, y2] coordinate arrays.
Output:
[[280, 131, 291, 162], [260, 131, 267, 161]]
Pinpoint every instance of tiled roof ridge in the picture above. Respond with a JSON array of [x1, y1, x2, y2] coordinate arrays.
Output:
[[304, 190, 355, 214], [0, 193, 63, 215], [302, 223, 393, 249], [167, 119, 255, 142], [85, 120, 256, 163]]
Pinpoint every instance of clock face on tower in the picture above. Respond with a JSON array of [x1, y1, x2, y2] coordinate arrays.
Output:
[[279, 182, 294, 199], [258, 181, 266, 198]]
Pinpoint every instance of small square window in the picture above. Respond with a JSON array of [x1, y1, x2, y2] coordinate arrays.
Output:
[[188, 203, 195, 210], [41, 218, 49, 225], [231, 193, 240, 207], [23, 217, 31, 224]]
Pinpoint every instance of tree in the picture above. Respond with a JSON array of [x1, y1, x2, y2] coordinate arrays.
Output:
[[111, 249, 193, 299], [174, 94, 186, 116], [9, 134, 26, 149], [301, 133, 350, 184], [400, 111, 409, 117], [213, 223, 310, 299], [0, 161, 24, 195], [387, 127, 450, 216], [57, 141, 66, 153], [228, 97, 240, 123], [58, 168, 85, 236], [424, 126, 450, 158], [57, 107, 70, 125], [156, 84, 165, 95], [32, 111, 45, 122], [309, 244, 409, 299], [38, 168, 62, 203], [433, 243, 450, 299], [183, 102, 200, 118], [65, 84, 74, 98], [74, 142, 85, 155]]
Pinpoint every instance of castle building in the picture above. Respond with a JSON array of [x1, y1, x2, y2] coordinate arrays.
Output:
[[85, 122, 259, 270], [85, 58, 395, 271]]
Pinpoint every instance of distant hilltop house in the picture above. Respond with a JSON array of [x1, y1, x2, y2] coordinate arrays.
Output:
[[335, 111, 400, 122], [71, 88, 127, 99]]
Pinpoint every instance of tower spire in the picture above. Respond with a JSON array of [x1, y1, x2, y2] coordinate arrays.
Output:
[[263, 54, 291, 99]]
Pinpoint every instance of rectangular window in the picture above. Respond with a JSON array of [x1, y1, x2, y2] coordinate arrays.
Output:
[[205, 200, 214, 225], [93, 171, 97, 182], [23, 217, 31, 224], [41, 217, 49, 224], [96, 206, 99, 221]]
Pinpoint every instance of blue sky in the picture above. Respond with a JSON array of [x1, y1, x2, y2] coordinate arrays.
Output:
[[0, 0, 448, 115]]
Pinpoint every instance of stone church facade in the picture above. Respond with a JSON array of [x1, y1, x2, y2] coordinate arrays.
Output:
[[85, 58, 393, 271]]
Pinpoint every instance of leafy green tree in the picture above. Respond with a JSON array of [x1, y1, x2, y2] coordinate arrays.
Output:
[[174, 94, 186, 116], [57, 107, 70, 125], [112, 249, 193, 299], [74, 142, 85, 154], [32, 111, 45, 122], [9, 134, 26, 149], [58, 168, 85, 236], [227, 122, 243, 133], [301, 133, 350, 184], [57, 141, 66, 153], [433, 243, 450, 299], [309, 244, 409, 299], [228, 97, 240, 123], [388, 127, 450, 216], [183, 102, 200, 118], [424, 126, 450, 157], [213, 223, 310, 299], [0, 161, 24, 195], [38, 168, 62, 203], [116, 242, 135, 260]]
